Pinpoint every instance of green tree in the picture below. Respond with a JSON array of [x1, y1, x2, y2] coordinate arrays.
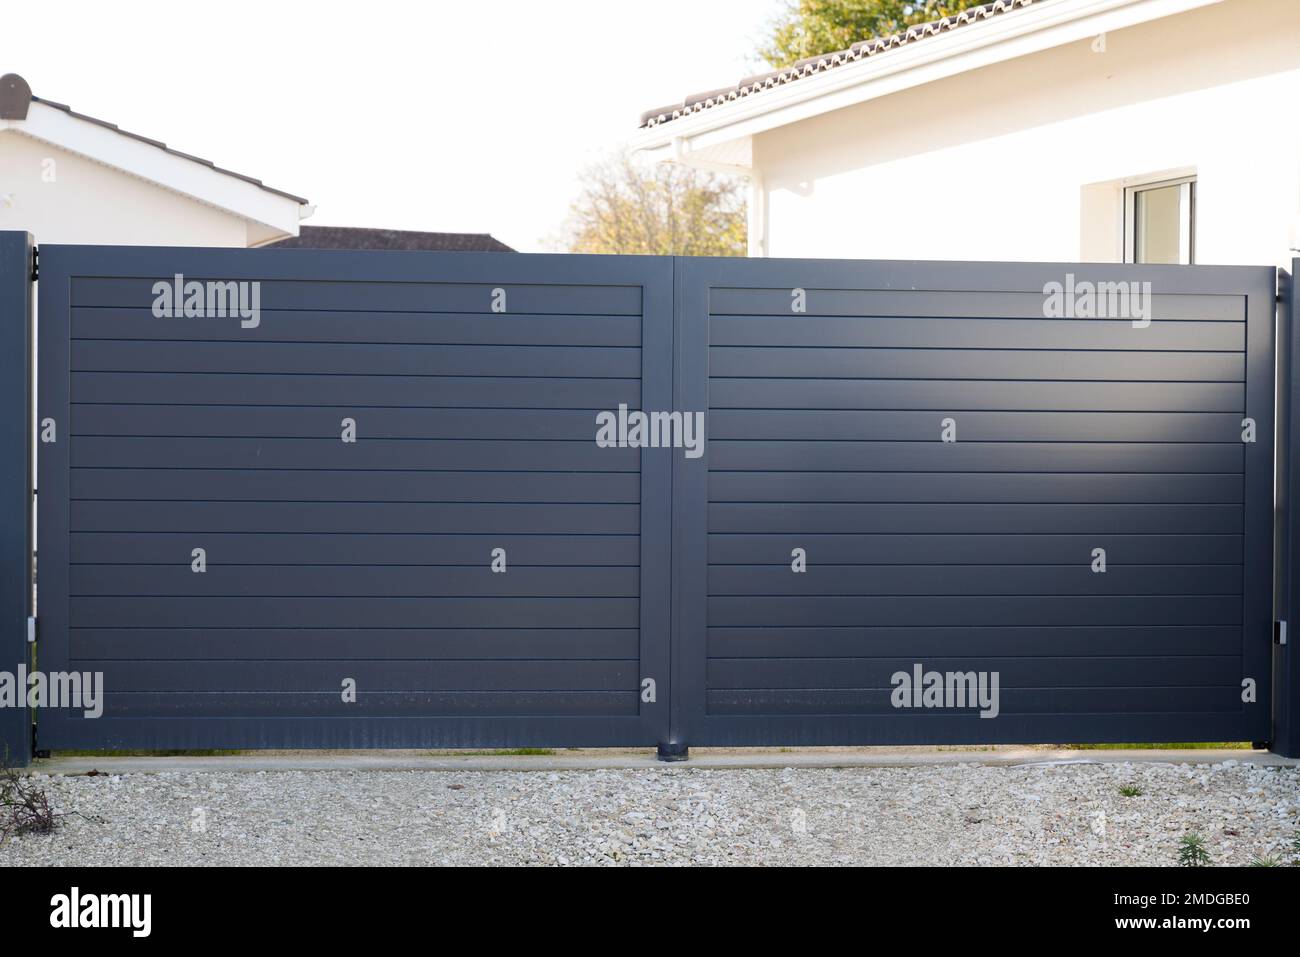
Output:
[[559, 152, 746, 256], [761, 0, 993, 69]]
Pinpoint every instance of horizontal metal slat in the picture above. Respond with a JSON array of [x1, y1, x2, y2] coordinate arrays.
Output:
[[71, 501, 640, 535], [708, 288, 1243, 321], [706, 533, 1242, 565], [72, 565, 639, 598], [706, 625, 1242, 658], [71, 277, 644, 315], [71, 627, 640, 660], [708, 410, 1246, 442], [72, 406, 613, 440], [707, 472, 1242, 504], [709, 316, 1244, 350], [72, 469, 639, 504], [72, 372, 641, 408], [71, 436, 637, 471], [707, 503, 1242, 534], [707, 564, 1240, 597], [707, 656, 1240, 690], [72, 308, 641, 346], [91, 691, 639, 718], [73, 340, 642, 378], [706, 687, 1242, 715], [707, 595, 1242, 627], [85, 659, 639, 693], [709, 441, 1242, 472], [71, 596, 640, 629], [71, 532, 641, 566], [708, 347, 1243, 381], [708, 379, 1243, 412]]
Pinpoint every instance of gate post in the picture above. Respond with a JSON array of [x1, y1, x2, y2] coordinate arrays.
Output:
[[1279, 264, 1300, 758], [0, 232, 33, 767]]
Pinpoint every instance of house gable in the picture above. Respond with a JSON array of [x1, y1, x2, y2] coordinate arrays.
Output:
[[0, 73, 310, 245]]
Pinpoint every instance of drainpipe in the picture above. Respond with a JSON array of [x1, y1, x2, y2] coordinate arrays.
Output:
[[747, 171, 767, 259]]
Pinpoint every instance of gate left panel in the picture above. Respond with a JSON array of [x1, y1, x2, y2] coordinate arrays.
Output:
[[36, 245, 672, 750]]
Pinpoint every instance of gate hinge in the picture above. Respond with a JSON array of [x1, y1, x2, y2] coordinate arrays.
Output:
[[30, 246, 37, 281], [1275, 620, 1287, 646], [26, 616, 35, 644]]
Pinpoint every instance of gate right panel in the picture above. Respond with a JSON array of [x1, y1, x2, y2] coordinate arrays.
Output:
[[673, 258, 1275, 747]]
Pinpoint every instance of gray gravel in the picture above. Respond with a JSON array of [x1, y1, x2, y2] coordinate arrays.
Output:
[[2, 761, 1297, 866]]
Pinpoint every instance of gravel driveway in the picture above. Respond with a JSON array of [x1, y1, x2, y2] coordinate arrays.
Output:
[[3, 761, 1297, 866]]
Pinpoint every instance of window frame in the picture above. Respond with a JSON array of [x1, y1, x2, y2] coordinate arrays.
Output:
[[1123, 175, 1197, 265]]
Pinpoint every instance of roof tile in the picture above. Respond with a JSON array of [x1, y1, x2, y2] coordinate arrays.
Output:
[[639, 0, 1042, 129]]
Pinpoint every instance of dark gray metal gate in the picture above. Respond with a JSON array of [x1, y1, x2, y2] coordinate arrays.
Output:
[[671, 257, 1275, 747], [21, 242, 1282, 754], [36, 245, 672, 749]]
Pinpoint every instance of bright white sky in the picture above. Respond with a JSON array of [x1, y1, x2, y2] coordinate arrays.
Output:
[[0, 0, 781, 251]]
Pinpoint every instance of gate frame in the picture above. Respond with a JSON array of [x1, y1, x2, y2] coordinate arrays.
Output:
[[0, 232, 33, 766], [672, 256, 1277, 748], [1277, 262, 1300, 757], [34, 244, 673, 751]]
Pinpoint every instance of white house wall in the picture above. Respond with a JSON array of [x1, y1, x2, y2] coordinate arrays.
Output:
[[0, 131, 252, 246], [754, 0, 1300, 268]]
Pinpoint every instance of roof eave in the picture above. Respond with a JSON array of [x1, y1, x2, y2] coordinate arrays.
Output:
[[1, 99, 309, 237], [632, 0, 1225, 159]]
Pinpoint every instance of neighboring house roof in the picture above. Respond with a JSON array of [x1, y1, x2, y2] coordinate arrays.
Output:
[[267, 226, 514, 252], [638, 0, 1042, 130], [0, 72, 311, 241]]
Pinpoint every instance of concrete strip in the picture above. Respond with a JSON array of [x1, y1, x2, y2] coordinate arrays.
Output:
[[28, 746, 1300, 775]]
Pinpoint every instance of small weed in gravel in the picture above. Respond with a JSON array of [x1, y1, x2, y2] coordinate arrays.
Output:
[[1177, 832, 1213, 867]]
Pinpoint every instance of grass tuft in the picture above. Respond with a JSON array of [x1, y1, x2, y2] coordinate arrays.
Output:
[[1177, 832, 1213, 867]]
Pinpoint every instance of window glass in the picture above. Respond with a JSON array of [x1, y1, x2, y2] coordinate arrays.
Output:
[[1133, 181, 1193, 265]]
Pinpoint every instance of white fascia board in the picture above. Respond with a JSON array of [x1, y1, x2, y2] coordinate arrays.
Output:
[[630, 0, 1225, 161], [0, 100, 305, 235]]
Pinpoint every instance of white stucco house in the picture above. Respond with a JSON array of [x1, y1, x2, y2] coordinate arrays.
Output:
[[633, 0, 1300, 269], [0, 73, 312, 247]]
